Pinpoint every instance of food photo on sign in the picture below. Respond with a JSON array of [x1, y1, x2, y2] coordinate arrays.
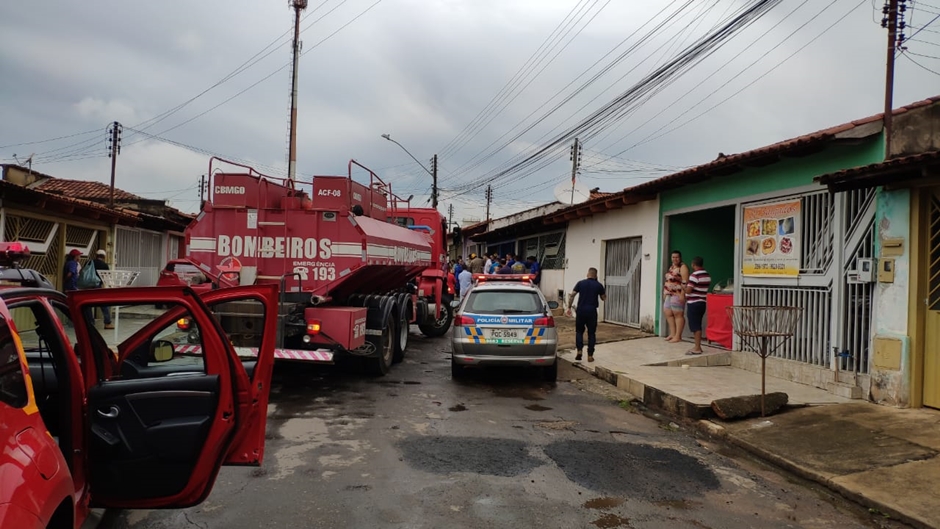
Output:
[[741, 199, 801, 277]]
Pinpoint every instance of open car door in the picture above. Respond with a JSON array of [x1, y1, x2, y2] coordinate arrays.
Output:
[[68, 285, 276, 509]]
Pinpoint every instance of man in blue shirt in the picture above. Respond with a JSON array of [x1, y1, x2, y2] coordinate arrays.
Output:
[[526, 256, 541, 285], [62, 249, 82, 292], [566, 267, 606, 362]]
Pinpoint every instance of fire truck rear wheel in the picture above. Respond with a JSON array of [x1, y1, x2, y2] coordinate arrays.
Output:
[[418, 301, 453, 338], [392, 309, 408, 364], [366, 314, 394, 376]]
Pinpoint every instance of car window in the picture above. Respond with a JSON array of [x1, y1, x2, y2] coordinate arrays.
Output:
[[169, 264, 208, 285], [81, 302, 208, 380], [465, 289, 543, 315], [0, 316, 29, 408], [49, 303, 78, 350], [205, 298, 265, 357]]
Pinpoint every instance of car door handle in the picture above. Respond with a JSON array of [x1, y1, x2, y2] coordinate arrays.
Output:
[[97, 406, 120, 419]]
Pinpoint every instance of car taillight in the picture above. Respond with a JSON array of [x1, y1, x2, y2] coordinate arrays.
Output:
[[177, 318, 191, 330], [454, 315, 475, 326], [306, 320, 322, 335], [534, 316, 555, 328]]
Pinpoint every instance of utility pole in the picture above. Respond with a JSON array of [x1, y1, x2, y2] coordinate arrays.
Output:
[[485, 185, 492, 221], [199, 174, 206, 204], [430, 154, 439, 209], [568, 137, 581, 204], [882, 0, 901, 155], [448, 203, 454, 228], [287, 0, 308, 187], [107, 121, 123, 208]]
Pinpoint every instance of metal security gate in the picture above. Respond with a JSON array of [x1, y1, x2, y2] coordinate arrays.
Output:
[[115, 227, 165, 286], [604, 237, 642, 326]]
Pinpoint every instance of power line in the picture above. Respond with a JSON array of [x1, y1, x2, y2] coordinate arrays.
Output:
[[0, 129, 100, 150], [903, 50, 940, 73]]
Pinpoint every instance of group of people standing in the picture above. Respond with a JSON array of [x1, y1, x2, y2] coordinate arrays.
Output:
[[446, 252, 542, 300], [662, 250, 711, 355]]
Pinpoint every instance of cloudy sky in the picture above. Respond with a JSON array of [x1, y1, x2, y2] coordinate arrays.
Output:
[[1, 0, 938, 222]]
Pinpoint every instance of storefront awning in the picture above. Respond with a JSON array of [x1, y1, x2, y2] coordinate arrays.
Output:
[[816, 150, 940, 192]]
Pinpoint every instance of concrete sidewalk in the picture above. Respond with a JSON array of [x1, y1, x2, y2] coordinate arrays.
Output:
[[559, 336, 940, 528]]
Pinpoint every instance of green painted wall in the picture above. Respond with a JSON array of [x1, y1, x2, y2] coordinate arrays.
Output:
[[667, 206, 736, 289], [652, 133, 885, 335], [660, 137, 885, 213]]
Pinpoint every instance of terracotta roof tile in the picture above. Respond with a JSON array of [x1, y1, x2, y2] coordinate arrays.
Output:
[[0, 180, 139, 222], [35, 178, 144, 201], [817, 150, 940, 190]]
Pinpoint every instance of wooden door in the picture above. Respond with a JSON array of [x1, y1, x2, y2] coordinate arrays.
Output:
[[925, 187, 940, 408]]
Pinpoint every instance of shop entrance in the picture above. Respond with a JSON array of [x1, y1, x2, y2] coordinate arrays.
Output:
[[665, 205, 736, 339], [924, 187, 940, 408]]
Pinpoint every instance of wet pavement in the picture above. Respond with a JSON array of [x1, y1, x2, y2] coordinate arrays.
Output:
[[100, 329, 904, 529]]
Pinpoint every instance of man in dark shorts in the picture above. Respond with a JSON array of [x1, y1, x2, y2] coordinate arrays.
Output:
[[685, 256, 711, 355], [566, 267, 606, 362]]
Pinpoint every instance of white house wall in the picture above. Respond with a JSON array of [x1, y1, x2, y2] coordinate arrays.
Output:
[[564, 198, 660, 330]]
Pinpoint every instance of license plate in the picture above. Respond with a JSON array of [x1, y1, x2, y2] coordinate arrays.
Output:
[[485, 328, 523, 340]]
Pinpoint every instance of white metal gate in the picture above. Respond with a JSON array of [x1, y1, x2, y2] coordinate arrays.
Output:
[[115, 227, 165, 287], [604, 237, 642, 327]]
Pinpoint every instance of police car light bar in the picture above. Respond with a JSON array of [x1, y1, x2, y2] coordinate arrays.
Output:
[[0, 242, 31, 268], [472, 273, 533, 283]]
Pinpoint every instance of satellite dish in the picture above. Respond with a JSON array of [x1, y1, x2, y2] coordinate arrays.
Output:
[[553, 180, 592, 205]]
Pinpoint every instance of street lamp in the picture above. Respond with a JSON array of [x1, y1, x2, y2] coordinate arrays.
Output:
[[381, 133, 438, 208]]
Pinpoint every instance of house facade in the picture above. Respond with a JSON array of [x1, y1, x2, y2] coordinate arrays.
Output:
[[818, 97, 940, 408], [1, 165, 191, 287]]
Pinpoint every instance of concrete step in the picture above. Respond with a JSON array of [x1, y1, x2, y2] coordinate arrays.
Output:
[[826, 381, 864, 399]]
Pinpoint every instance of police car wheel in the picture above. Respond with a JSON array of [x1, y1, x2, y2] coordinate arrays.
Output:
[[542, 360, 558, 382], [451, 355, 464, 379]]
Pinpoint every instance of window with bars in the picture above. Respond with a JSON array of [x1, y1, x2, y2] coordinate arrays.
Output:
[[518, 231, 566, 270]]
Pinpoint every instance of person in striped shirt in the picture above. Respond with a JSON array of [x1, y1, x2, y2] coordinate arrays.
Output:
[[684, 256, 711, 355]]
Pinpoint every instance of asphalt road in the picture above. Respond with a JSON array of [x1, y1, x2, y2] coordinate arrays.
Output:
[[101, 330, 899, 529]]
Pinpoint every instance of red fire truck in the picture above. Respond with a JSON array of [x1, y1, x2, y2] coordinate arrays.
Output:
[[172, 158, 453, 375]]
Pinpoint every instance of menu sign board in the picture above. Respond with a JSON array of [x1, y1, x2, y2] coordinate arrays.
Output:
[[742, 199, 800, 277]]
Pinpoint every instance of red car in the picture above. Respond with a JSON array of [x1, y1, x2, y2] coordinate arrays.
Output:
[[155, 259, 226, 293], [0, 243, 278, 529]]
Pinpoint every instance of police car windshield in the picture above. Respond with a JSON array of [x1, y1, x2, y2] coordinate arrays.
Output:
[[465, 290, 542, 315]]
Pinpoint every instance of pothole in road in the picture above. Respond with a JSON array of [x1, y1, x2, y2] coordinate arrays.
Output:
[[526, 404, 552, 411], [544, 440, 720, 501], [398, 436, 541, 477], [583, 497, 625, 509], [449, 404, 468, 412], [591, 513, 631, 528]]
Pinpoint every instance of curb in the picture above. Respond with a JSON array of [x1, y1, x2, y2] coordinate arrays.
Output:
[[698, 423, 934, 529], [561, 356, 933, 529]]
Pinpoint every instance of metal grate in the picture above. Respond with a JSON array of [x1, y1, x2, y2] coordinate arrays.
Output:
[[841, 220, 875, 374], [800, 192, 834, 274], [518, 231, 566, 270], [740, 285, 831, 367], [4, 216, 55, 243], [604, 237, 642, 327], [115, 228, 166, 287], [844, 188, 876, 232], [65, 225, 97, 247], [929, 192, 940, 311]]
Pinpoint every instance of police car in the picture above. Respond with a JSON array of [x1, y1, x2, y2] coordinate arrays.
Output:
[[450, 274, 557, 381]]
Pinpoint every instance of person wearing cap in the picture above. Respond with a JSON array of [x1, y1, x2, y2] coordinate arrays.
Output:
[[62, 249, 82, 292], [468, 252, 485, 274], [92, 249, 114, 329]]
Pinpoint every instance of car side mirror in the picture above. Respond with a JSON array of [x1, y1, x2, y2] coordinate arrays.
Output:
[[151, 339, 175, 363]]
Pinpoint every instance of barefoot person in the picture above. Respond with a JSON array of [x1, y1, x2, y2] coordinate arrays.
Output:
[[662, 250, 689, 343], [684, 256, 711, 355], [566, 267, 606, 362]]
